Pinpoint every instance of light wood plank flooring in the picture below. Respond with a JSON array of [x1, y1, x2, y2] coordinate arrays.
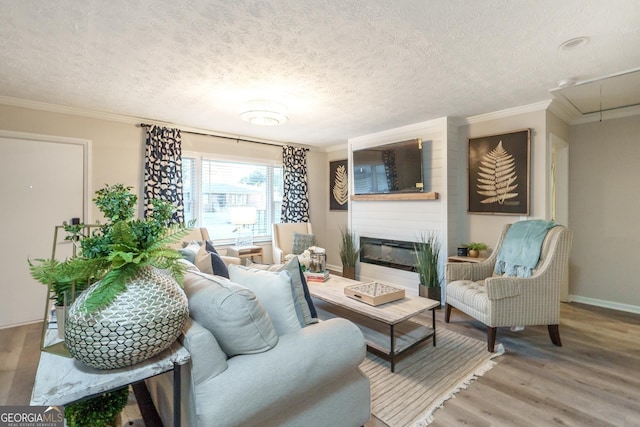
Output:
[[366, 302, 640, 427], [2, 302, 639, 427]]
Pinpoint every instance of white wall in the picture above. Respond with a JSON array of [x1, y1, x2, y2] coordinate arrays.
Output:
[[4, 99, 638, 315], [0, 102, 328, 265], [348, 117, 450, 294], [569, 114, 640, 310]]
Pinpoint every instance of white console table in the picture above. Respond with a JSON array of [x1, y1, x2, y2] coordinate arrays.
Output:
[[31, 339, 190, 427]]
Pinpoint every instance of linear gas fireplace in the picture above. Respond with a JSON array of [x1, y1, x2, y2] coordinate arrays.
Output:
[[359, 237, 417, 271]]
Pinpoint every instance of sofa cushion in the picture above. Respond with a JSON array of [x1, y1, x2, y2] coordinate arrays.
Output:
[[247, 258, 318, 326], [183, 271, 278, 357], [291, 232, 316, 255], [195, 242, 230, 278], [227, 264, 302, 336]]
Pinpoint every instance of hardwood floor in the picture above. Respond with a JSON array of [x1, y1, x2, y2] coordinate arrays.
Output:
[[2, 303, 639, 427]]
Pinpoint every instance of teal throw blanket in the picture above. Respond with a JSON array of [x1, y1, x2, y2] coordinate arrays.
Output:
[[494, 220, 556, 277]]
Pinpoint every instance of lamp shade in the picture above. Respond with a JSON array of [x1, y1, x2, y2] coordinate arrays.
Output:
[[230, 206, 257, 225]]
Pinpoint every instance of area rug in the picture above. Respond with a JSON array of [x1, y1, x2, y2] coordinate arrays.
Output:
[[360, 319, 504, 427]]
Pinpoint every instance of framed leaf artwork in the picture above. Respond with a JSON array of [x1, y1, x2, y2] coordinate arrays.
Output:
[[330, 159, 349, 211], [468, 129, 530, 215]]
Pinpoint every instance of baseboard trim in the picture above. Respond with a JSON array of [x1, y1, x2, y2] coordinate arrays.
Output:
[[569, 295, 640, 314], [0, 319, 42, 330]]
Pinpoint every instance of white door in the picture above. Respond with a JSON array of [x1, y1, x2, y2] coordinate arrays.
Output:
[[0, 131, 87, 328]]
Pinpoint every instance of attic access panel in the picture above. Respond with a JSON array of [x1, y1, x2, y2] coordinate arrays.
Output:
[[551, 69, 640, 114]]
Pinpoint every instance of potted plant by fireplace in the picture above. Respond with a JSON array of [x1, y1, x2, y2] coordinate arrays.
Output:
[[339, 227, 360, 280], [414, 231, 442, 304]]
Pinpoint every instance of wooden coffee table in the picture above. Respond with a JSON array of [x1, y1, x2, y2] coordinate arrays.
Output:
[[307, 275, 439, 372]]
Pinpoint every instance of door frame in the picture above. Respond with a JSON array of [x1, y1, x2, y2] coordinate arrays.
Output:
[[548, 133, 569, 301]]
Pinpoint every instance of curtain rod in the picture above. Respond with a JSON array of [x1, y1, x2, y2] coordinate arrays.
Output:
[[139, 123, 308, 150]]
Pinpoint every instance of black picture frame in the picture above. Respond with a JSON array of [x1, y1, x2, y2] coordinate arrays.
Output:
[[329, 159, 348, 211], [468, 129, 530, 215]]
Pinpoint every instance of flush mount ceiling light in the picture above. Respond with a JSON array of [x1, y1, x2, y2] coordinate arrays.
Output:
[[559, 36, 590, 51], [240, 100, 288, 126]]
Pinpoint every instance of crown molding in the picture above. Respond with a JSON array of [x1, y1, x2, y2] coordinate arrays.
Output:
[[0, 95, 144, 124], [461, 100, 552, 125], [0, 95, 295, 147], [325, 143, 349, 153], [547, 98, 581, 124]]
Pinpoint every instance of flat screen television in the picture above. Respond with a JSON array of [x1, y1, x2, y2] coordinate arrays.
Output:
[[353, 138, 424, 195]]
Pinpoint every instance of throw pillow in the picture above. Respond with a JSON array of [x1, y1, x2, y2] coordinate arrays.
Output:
[[178, 241, 201, 264], [195, 243, 230, 278], [291, 232, 316, 255], [205, 241, 230, 277], [205, 240, 220, 255], [227, 264, 302, 336], [247, 257, 318, 326], [183, 271, 278, 357]]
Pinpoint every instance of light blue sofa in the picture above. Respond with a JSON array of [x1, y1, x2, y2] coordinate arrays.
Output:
[[146, 265, 371, 427]]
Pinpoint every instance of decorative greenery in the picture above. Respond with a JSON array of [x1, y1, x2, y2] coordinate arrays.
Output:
[[65, 386, 129, 427], [28, 257, 92, 306], [29, 184, 191, 313], [339, 227, 360, 268], [414, 231, 441, 288], [28, 223, 101, 306], [466, 242, 488, 251]]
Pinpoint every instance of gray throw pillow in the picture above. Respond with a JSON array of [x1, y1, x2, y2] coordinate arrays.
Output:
[[291, 232, 316, 255], [183, 271, 278, 357], [178, 241, 201, 264], [247, 257, 318, 326], [227, 264, 301, 336]]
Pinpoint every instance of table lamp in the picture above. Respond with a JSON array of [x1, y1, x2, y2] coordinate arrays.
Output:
[[231, 206, 257, 247]]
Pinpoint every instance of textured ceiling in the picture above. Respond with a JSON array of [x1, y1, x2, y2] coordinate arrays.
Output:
[[1, 0, 639, 147]]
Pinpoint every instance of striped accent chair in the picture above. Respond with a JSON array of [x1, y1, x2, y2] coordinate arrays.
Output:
[[445, 224, 573, 352]]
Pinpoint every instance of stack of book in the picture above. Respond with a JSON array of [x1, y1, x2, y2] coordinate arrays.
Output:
[[304, 270, 330, 282]]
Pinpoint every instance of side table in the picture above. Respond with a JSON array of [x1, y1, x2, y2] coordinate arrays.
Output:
[[31, 341, 190, 427], [447, 255, 487, 263], [226, 245, 264, 264]]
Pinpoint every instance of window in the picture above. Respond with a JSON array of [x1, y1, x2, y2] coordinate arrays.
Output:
[[182, 155, 283, 242]]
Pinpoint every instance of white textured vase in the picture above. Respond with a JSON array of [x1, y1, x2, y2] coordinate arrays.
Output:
[[65, 266, 189, 370]]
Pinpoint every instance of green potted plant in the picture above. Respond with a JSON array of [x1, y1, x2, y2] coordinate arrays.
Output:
[[29, 184, 192, 369], [414, 231, 442, 303], [339, 227, 360, 280], [65, 386, 129, 427], [466, 242, 488, 258], [28, 256, 92, 339], [29, 223, 101, 338]]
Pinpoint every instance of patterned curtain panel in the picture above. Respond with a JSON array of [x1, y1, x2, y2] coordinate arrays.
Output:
[[144, 125, 185, 224], [281, 145, 310, 223], [382, 150, 399, 192]]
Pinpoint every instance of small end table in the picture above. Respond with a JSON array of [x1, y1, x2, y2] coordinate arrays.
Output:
[[31, 341, 190, 427], [226, 245, 264, 264], [447, 255, 487, 263]]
